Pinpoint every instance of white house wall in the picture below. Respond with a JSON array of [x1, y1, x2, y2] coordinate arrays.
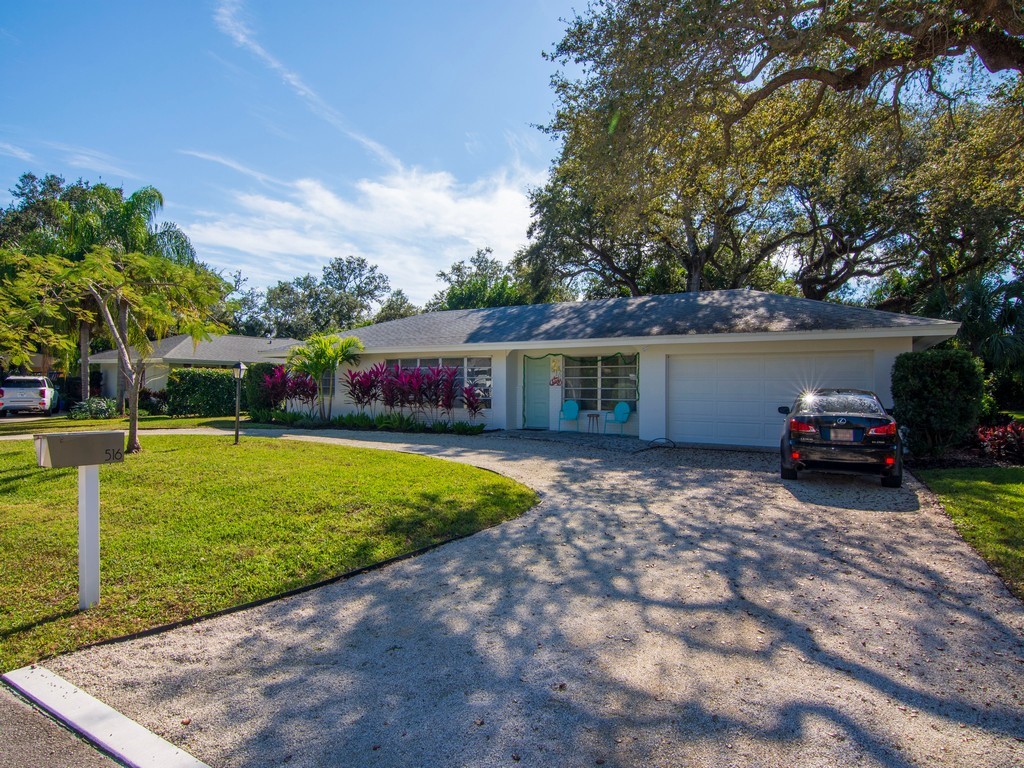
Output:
[[143, 364, 172, 394], [99, 363, 118, 399], [99, 362, 171, 398]]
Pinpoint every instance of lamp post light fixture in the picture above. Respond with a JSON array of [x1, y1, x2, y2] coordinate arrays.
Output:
[[233, 362, 247, 445]]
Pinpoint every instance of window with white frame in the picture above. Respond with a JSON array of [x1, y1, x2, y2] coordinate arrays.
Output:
[[562, 354, 637, 411], [384, 356, 492, 409]]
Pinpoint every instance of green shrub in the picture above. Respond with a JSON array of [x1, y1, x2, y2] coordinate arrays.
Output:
[[271, 409, 305, 426], [243, 362, 280, 411], [248, 406, 276, 424], [138, 388, 168, 416], [166, 368, 237, 417], [374, 412, 422, 432], [330, 412, 375, 430], [892, 349, 985, 457], [452, 421, 485, 435], [68, 398, 118, 420]]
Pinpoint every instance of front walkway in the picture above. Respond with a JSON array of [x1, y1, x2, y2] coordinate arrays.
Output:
[[43, 429, 1024, 767]]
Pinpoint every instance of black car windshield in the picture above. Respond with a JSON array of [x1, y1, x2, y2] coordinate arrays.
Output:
[[2, 379, 44, 389], [796, 393, 885, 416]]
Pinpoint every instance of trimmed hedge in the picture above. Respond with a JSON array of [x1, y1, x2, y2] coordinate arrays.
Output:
[[892, 349, 985, 457], [166, 368, 237, 417], [243, 362, 279, 412]]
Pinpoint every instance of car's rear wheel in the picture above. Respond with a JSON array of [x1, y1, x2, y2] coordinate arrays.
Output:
[[780, 444, 799, 480], [881, 472, 902, 488]]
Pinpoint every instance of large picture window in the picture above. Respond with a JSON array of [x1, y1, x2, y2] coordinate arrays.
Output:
[[563, 354, 637, 411], [384, 356, 492, 409]]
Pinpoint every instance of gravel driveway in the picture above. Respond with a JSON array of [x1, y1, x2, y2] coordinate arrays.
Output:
[[47, 430, 1024, 767]]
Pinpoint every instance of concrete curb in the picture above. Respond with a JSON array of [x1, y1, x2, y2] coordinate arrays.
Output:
[[2, 666, 209, 768]]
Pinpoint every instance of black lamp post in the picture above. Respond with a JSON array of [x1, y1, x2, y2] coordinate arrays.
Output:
[[233, 362, 247, 445]]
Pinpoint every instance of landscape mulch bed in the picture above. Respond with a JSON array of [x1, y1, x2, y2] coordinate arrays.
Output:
[[906, 446, 1022, 471]]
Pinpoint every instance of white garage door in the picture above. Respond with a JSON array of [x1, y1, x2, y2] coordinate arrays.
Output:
[[666, 351, 874, 447]]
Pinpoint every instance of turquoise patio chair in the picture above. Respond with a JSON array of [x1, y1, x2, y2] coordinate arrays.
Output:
[[558, 399, 580, 432], [604, 401, 631, 434]]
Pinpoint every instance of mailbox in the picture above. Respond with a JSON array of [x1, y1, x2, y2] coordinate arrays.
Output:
[[35, 431, 125, 469], [33, 431, 124, 610]]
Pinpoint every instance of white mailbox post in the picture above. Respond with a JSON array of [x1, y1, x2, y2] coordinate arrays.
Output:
[[34, 431, 125, 609]]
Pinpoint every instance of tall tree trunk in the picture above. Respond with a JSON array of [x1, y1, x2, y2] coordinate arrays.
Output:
[[79, 320, 91, 401], [326, 369, 336, 421], [126, 363, 144, 454], [89, 287, 144, 453], [683, 217, 704, 293], [116, 301, 128, 414], [686, 262, 703, 292]]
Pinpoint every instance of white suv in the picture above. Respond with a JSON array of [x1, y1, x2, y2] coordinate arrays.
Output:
[[0, 376, 58, 416]]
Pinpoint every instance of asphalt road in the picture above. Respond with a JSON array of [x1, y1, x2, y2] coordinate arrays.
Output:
[[0, 685, 120, 768]]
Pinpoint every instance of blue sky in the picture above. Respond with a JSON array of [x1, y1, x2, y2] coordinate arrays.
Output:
[[0, 1, 579, 304]]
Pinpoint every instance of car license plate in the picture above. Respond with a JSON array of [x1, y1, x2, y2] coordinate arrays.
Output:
[[830, 429, 855, 442]]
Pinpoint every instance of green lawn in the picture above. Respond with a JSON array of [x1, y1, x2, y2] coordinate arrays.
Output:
[[918, 467, 1024, 601], [0, 435, 536, 671], [1007, 411, 1024, 422], [0, 413, 280, 437]]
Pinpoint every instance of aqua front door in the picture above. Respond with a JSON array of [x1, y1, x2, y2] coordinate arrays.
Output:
[[524, 357, 550, 429]]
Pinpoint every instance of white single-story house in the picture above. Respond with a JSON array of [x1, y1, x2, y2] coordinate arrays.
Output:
[[331, 289, 960, 448], [89, 334, 300, 398]]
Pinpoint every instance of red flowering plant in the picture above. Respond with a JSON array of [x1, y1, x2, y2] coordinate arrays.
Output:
[[380, 364, 402, 412], [261, 365, 291, 409], [286, 373, 319, 417], [462, 385, 484, 421], [398, 366, 424, 416], [421, 366, 443, 423], [343, 362, 387, 415], [438, 366, 460, 424], [975, 422, 1024, 463]]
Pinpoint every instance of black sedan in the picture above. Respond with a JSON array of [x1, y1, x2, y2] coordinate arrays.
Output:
[[779, 389, 903, 488]]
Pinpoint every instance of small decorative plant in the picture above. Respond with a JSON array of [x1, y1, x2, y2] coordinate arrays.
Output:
[[462, 385, 484, 421]]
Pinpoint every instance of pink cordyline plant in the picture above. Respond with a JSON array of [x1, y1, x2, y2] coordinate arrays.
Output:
[[262, 366, 291, 409], [381, 365, 402, 412], [438, 366, 459, 423], [287, 374, 319, 416], [462, 385, 484, 421]]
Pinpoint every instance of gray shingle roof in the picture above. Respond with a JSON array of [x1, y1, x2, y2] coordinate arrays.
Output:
[[89, 334, 301, 364], [347, 290, 958, 350]]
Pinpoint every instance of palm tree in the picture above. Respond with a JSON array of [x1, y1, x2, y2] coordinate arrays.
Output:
[[60, 184, 197, 407], [921, 277, 1024, 371], [287, 334, 364, 421]]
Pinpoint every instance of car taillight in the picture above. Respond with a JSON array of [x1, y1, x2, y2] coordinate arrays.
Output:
[[39, 388, 46, 397], [885, 456, 896, 466], [789, 419, 816, 433], [0, 388, 4, 397], [867, 422, 897, 437]]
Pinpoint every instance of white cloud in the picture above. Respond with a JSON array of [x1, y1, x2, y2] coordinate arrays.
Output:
[[178, 150, 283, 186], [184, 160, 545, 305], [203, 1, 550, 304], [213, 0, 401, 172], [43, 142, 139, 180], [0, 142, 33, 162]]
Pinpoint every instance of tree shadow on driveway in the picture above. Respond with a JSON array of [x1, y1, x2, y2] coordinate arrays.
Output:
[[47, 435, 1024, 768]]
